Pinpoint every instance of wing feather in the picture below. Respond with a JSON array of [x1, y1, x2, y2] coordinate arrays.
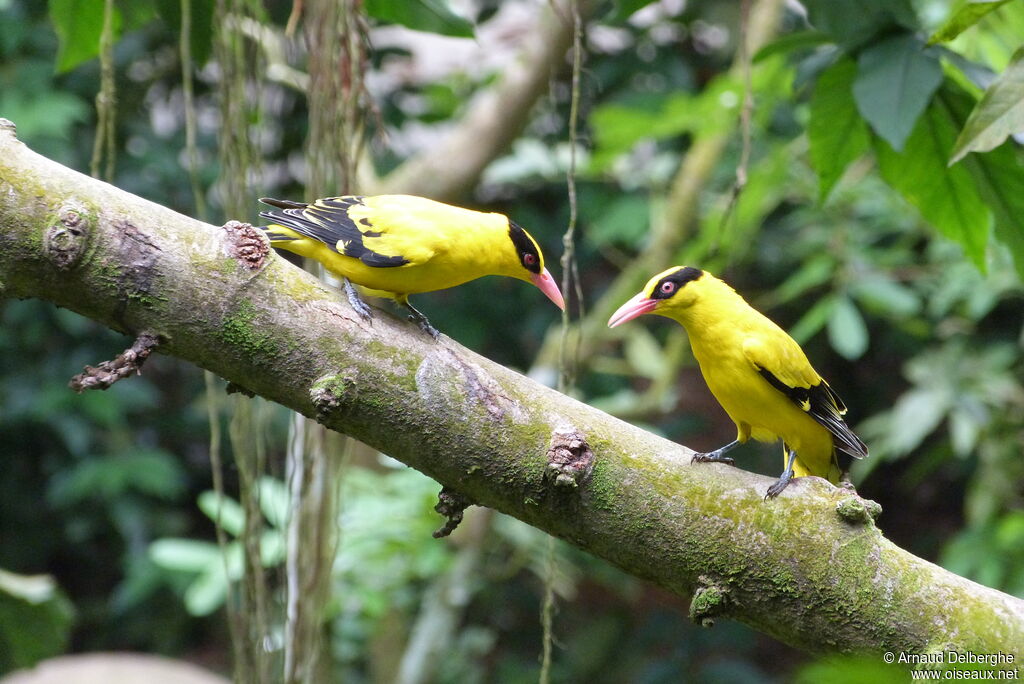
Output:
[[744, 337, 868, 459], [258, 196, 410, 268]]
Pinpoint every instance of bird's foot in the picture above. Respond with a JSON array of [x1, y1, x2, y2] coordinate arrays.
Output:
[[402, 302, 440, 339], [409, 314, 440, 340], [764, 470, 794, 500], [343, 279, 374, 321], [691, 452, 735, 466], [690, 440, 739, 465]]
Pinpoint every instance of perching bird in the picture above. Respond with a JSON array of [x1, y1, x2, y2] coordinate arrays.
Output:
[[608, 266, 867, 499], [256, 195, 565, 337]]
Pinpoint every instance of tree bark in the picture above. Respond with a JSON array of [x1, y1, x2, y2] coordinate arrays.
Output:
[[1, 120, 1021, 661]]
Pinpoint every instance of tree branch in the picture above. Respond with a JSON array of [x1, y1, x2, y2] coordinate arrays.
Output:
[[372, 1, 586, 201], [1, 120, 1021, 660]]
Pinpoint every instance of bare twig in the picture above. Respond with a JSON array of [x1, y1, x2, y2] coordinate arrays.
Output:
[[69, 332, 161, 392]]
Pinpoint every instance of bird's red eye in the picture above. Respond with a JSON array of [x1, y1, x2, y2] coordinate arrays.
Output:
[[524, 253, 537, 266], [660, 282, 675, 294]]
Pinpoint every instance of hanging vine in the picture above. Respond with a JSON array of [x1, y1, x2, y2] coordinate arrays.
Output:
[[90, 0, 117, 181], [543, 2, 585, 682], [212, 0, 270, 681], [282, 1, 368, 682]]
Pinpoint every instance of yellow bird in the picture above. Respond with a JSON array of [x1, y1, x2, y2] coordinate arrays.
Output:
[[256, 195, 565, 337], [608, 266, 867, 498]]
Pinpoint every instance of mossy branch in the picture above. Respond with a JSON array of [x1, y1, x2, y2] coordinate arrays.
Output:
[[1, 120, 1022, 660]]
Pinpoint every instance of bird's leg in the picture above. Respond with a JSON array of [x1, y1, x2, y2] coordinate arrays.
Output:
[[400, 298, 440, 339], [691, 440, 739, 466], [765, 447, 798, 500], [343, 278, 374, 321]]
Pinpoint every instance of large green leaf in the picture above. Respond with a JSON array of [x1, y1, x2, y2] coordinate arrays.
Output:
[[941, 86, 1024, 279], [801, 0, 917, 48], [853, 34, 944, 152], [808, 58, 870, 200], [364, 0, 473, 38], [950, 46, 1024, 164], [927, 0, 1013, 44], [874, 95, 990, 268], [827, 296, 869, 360], [49, 0, 121, 73]]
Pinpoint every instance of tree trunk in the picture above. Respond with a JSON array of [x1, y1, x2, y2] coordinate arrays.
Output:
[[1, 120, 1021, 661]]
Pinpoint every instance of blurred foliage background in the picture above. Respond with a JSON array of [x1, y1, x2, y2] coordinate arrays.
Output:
[[1, 0, 1022, 681]]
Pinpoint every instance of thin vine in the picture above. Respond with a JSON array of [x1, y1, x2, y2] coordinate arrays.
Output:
[[181, 0, 207, 220], [715, 0, 754, 248], [90, 0, 117, 181], [212, 0, 270, 680], [543, 2, 584, 682], [282, 2, 367, 682]]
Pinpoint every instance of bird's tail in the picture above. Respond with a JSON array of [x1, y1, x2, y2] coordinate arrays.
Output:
[[253, 222, 300, 244]]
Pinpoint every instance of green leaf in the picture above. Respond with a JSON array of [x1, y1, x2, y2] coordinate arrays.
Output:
[[928, 0, 1012, 44], [184, 562, 229, 616], [950, 46, 1024, 164], [623, 327, 665, 380], [606, 0, 659, 23], [258, 476, 289, 529], [0, 570, 74, 670], [940, 83, 1024, 278], [587, 194, 650, 248], [149, 538, 222, 572], [853, 34, 944, 151], [753, 30, 831, 63], [770, 255, 836, 306], [788, 294, 836, 344], [808, 58, 870, 200], [851, 276, 921, 317], [887, 388, 950, 455], [801, 0, 917, 48], [364, 0, 473, 38], [197, 491, 245, 536], [827, 297, 869, 360], [874, 98, 990, 268], [49, 0, 121, 73]]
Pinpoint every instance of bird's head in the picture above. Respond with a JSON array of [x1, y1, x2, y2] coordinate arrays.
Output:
[[607, 266, 705, 327], [506, 221, 565, 310]]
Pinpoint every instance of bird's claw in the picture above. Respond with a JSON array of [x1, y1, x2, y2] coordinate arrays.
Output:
[[343, 279, 374, 321], [409, 314, 440, 340], [691, 452, 734, 466], [764, 473, 793, 500]]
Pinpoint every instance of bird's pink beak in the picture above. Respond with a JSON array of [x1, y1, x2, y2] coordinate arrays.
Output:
[[608, 292, 658, 328], [531, 268, 565, 310]]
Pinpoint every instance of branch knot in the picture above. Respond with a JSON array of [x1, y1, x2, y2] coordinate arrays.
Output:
[[545, 427, 593, 488], [835, 496, 882, 525], [45, 204, 90, 270], [310, 373, 356, 422], [689, 576, 731, 628], [222, 220, 269, 270]]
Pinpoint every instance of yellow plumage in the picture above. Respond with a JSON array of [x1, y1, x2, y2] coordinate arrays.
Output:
[[256, 195, 564, 336], [609, 266, 867, 498]]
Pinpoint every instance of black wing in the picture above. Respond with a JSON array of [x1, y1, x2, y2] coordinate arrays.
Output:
[[756, 368, 868, 460], [258, 196, 409, 268]]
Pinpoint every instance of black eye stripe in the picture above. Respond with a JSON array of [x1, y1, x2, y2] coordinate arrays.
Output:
[[651, 267, 703, 300], [508, 221, 542, 274]]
